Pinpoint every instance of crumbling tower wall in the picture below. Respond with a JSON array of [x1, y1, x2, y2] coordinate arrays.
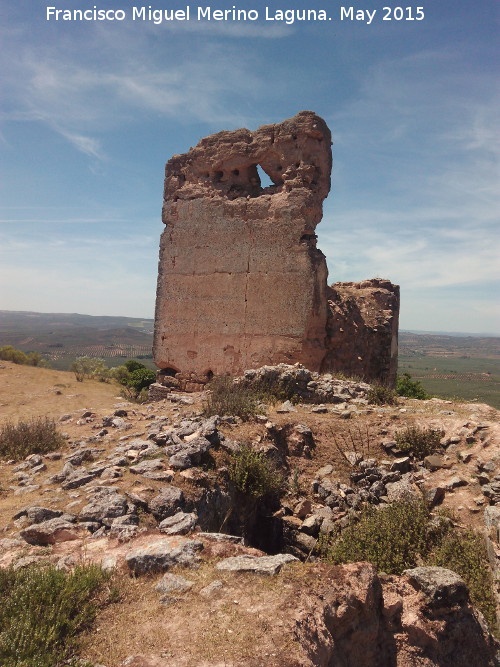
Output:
[[153, 112, 400, 390], [153, 111, 332, 389]]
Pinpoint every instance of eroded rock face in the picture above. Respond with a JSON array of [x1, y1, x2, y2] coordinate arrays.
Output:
[[154, 112, 399, 388], [325, 278, 400, 386]]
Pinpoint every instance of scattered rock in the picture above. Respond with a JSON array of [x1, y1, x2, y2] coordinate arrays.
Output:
[[159, 512, 197, 535], [20, 518, 86, 546], [385, 479, 421, 503], [148, 487, 184, 521], [216, 553, 298, 575], [154, 572, 193, 595], [403, 566, 469, 609], [424, 454, 445, 471]]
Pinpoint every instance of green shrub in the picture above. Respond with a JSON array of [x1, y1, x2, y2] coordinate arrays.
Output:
[[126, 367, 156, 392], [430, 529, 497, 630], [0, 564, 108, 667], [70, 357, 109, 382], [0, 345, 28, 364], [203, 376, 263, 420], [367, 384, 398, 406], [396, 372, 430, 400], [395, 425, 442, 459], [325, 499, 432, 574], [124, 360, 146, 373], [0, 417, 66, 461], [323, 500, 498, 634], [229, 444, 285, 499], [109, 364, 131, 385], [0, 346, 49, 367]]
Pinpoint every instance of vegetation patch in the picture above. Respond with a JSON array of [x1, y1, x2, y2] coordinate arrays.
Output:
[[229, 444, 285, 499], [367, 384, 398, 406], [0, 345, 48, 368], [323, 500, 497, 633], [70, 356, 110, 382], [203, 376, 264, 420], [429, 528, 497, 630], [395, 425, 442, 459], [0, 416, 66, 461], [0, 564, 109, 667], [325, 499, 433, 574], [396, 372, 430, 400]]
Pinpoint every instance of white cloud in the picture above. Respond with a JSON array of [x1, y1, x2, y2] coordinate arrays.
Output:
[[58, 129, 105, 160]]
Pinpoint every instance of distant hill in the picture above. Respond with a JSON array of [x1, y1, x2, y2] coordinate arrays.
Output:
[[399, 331, 500, 359], [0, 310, 154, 370], [401, 329, 499, 338]]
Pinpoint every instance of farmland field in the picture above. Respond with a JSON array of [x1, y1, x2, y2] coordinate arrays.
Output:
[[0, 311, 154, 370], [399, 331, 500, 409]]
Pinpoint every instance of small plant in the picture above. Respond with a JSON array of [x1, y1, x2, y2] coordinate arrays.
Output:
[[0, 417, 66, 461], [324, 499, 432, 574], [229, 444, 285, 499], [396, 372, 430, 400], [203, 376, 263, 420], [395, 425, 442, 459], [367, 384, 398, 406], [0, 563, 108, 666], [430, 527, 497, 630], [289, 467, 303, 496]]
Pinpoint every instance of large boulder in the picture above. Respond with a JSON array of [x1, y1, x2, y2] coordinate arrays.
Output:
[[125, 537, 203, 575], [148, 486, 185, 521]]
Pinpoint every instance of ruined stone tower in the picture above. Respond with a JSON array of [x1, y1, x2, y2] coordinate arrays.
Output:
[[153, 112, 399, 390]]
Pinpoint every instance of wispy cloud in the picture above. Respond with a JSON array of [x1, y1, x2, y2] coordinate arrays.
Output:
[[0, 19, 277, 158]]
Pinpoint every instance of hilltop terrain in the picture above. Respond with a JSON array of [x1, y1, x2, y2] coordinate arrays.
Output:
[[0, 361, 499, 665], [1, 310, 499, 407]]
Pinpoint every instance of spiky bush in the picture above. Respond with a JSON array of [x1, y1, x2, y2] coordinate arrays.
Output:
[[203, 376, 263, 420], [229, 445, 285, 499], [0, 417, 65, 461], [395, 425, 442, 459]]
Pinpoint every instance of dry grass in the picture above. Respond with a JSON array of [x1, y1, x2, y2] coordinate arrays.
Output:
[[0, 361, 122, 424], [78, 562, 309, 667]]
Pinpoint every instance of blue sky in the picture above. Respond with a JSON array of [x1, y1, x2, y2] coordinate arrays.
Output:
[[1, 1, 499, 333]]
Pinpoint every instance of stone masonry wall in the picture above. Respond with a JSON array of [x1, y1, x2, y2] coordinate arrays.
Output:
[[324, 279, 400, 386], [153, 112, 399, 389]]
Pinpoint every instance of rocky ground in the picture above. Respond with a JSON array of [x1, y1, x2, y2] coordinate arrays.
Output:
[[1, 361, 500, 666]]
